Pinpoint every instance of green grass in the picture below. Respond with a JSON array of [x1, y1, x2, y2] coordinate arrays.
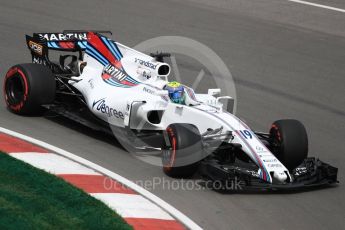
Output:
[[0, 152, 132, 230]]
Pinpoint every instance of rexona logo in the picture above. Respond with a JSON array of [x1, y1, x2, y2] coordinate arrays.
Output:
[[92, 98, 124, 119], [135, 58, 158, 70], [143, 87, 155, 95], [38, 33, 87, 41]]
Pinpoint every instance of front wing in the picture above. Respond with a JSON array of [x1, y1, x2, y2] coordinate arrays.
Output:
[[200, 157, 338, 191]]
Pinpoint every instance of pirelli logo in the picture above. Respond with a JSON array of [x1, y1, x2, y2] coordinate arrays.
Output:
[[28, 41, 43, 55]]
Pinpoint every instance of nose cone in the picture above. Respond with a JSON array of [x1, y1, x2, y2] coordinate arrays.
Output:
[[273, 171, 288, 183]]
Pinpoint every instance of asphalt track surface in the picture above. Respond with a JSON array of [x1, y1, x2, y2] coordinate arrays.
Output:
[[0, 0, 344, 229]]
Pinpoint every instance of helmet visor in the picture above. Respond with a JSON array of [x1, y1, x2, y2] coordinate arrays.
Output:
[[169, 90, 183, 100]]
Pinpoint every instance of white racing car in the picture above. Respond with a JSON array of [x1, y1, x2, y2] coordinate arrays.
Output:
[[3, 30, 338, 190]]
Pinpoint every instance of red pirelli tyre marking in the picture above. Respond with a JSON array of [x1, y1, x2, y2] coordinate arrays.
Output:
[[163, 127, 177, 171], [270, 124, 282, 141], [4, 67, 29, 111]]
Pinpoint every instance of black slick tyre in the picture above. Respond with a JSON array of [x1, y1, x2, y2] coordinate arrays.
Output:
[[162, 123, 203, 178], [3, 64, 55, 115], [269, 119, 308, 170]]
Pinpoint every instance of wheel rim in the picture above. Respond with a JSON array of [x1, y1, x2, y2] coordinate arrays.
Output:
[[162, 150, 172, 169], [5, 73, 25, 105], [270, 124, 283, 159], [163, 127, 177, 170]]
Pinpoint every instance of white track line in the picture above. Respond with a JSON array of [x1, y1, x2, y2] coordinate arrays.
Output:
[[92, 193, 175, 219], [288, 0, 345, 13], [11, 152, 100, 175], [0, 127, 202, 230]]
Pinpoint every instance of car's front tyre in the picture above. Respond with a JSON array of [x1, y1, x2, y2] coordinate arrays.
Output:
[[162, 123, 203, 178], [269, 119, 308, 170]]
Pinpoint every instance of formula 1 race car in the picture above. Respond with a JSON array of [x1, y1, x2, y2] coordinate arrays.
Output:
[[3, 30, 338, 190]]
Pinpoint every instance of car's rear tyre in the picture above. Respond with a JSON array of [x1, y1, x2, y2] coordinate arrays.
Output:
[[269, 119, 308, 170], [3, 64, 55, 115], [162, 123, 203, 178]]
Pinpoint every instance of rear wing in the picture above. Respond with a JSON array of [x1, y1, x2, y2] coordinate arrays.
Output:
[[35, 32, 87, 51], [27, 30, 112, 50], [25, 30, 113, 66]]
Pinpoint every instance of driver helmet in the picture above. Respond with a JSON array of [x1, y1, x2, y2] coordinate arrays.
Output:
[[165, 81, 185, 104]]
